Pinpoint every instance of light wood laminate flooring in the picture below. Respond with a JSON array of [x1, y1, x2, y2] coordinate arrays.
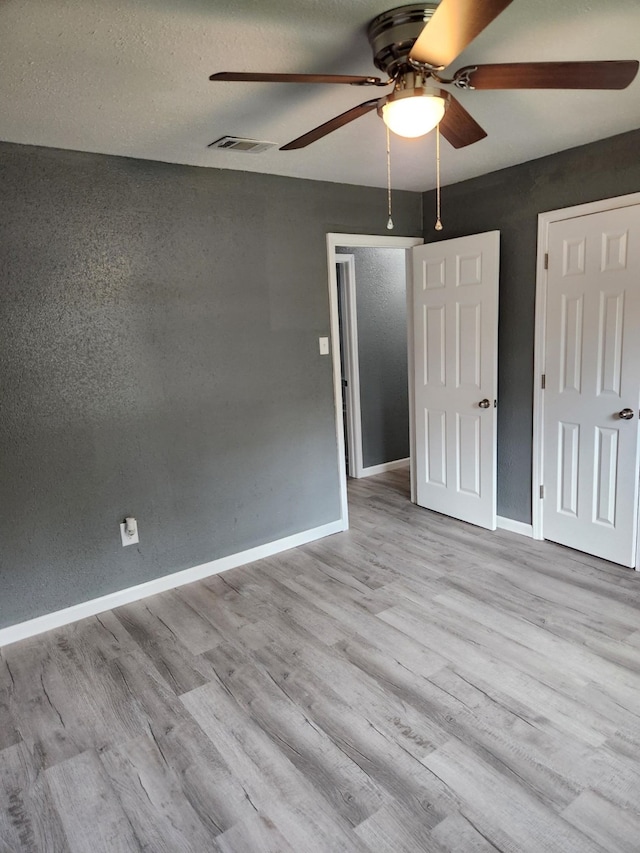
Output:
[[2, 467, 640, 852]]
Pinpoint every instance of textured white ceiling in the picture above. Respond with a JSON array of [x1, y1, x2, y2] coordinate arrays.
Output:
[[1, 0, 639, 191]]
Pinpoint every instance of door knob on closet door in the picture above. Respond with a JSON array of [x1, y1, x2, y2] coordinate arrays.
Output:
[[618, 408, 635, 420], [478, 399, 491, 409]]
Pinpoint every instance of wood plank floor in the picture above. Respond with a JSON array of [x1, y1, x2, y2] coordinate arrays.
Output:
[[2, 467, 640, 852]]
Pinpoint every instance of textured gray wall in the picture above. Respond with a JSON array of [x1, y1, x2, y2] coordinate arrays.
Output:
[[0, 142, 422, 629], [423, 128, 640, 523], [338, 247, 409, 468]]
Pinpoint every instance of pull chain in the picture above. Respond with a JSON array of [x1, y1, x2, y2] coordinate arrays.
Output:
[[386, 124, 394, 230], [435, 123, 443, 231]]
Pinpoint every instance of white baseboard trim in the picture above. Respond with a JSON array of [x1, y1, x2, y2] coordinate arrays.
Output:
[[497, 516, 533, 538], [0, 519, 346, 649], [359, 458, 410, 478]]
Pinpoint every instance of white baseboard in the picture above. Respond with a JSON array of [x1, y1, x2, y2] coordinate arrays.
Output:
[[359, 458, 410, 478], [497, 516, 533, 538], [0, 519, 346, 649]]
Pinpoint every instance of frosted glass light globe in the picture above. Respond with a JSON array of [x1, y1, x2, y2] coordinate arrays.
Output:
[[381, 92, 446, 138]]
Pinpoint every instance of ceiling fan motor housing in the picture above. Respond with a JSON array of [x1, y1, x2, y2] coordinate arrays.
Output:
[[367, 3, 441, 78]]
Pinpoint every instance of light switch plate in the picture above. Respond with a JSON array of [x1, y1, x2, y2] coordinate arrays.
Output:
[[319, 336, 329, 355], [120, 520, 139, 547]]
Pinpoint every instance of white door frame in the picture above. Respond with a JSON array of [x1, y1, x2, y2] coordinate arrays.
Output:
[[327, 233, 424, 528], [532, 192, 640, 567], [335, 254, 364, 479]]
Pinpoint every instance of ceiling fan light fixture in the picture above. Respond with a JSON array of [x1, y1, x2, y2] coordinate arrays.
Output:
[[379, 87, 447, 138]]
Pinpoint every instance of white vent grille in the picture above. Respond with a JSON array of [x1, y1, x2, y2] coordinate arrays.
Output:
[[208, 136, 276, 154]]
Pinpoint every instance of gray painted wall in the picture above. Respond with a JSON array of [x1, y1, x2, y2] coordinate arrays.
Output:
[[338, 247, 409, 468], [0, 142, 422, 629], [423, 128, 640, 523]]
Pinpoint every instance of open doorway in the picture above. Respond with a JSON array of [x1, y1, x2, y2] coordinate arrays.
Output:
[[327, 233, 423, 527]]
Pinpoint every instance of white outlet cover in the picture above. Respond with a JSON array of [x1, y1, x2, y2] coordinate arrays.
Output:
[[319, 336, 329, 355], [120, 521, 139, 547]]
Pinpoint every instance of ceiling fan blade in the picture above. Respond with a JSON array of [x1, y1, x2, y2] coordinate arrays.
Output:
[[280, 99, 379, 150], [439, 95, 487, 148], [409, 0, 514, 69], [210, 71, 387, 87], [453, 60, 640, 90]]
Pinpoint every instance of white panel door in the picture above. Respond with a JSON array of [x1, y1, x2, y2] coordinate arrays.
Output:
[[412, 232, 499, 529], [543, 205, 640, 567]]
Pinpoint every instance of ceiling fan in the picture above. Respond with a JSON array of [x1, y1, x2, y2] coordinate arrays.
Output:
[[210, 0, 638, 151]]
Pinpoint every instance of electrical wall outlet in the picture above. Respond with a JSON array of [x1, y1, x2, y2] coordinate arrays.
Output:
[[120, 517, 139, 546]]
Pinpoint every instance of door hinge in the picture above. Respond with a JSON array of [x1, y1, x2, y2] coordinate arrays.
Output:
[[539, 485, 545, 499], [544, 253, 549, 270], [541, 374, 546, 389]]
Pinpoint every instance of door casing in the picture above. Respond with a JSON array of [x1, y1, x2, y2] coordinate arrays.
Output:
[[335, 254, 363, 479], [533, 191, 640, 569]]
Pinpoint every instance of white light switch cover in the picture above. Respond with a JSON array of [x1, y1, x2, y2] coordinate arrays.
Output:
[[319, 336, 329, 355], [120, 520, 140, 547]]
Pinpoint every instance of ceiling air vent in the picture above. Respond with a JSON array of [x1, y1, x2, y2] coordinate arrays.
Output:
[[208, 136, 276, 154]]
